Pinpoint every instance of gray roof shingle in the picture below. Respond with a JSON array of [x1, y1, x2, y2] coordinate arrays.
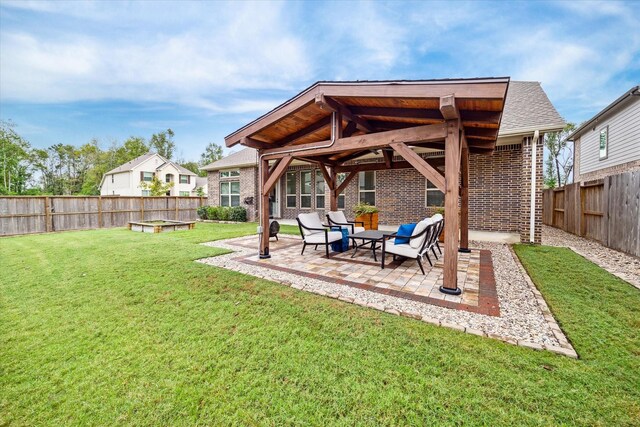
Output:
[[200, 148, 257, 171], [500, 81, 565, 135]]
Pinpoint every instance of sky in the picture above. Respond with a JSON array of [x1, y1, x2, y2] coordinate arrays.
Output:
[[1, 0, 639, 161]]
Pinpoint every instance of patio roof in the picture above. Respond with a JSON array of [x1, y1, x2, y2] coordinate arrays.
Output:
[[230, 78, 511, 294]]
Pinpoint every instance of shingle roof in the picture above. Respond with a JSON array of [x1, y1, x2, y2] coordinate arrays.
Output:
[[105, 152, 197, 176], [105, 152, 159, 175], [200, 148, 257, 171], [203, 81, 564, 170], [195, 177, 208, 188], [500, 81, 565, 135]]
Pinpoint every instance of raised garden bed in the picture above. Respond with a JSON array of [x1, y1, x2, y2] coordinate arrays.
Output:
[[128, 220, 195, 233]]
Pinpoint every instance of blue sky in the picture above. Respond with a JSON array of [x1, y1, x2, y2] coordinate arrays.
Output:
[[1, 0, 639, 161]]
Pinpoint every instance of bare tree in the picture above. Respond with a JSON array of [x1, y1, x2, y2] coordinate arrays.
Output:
[[544, 123, 576, 187]]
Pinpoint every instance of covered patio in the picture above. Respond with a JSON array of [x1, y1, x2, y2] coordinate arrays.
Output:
[[225, 78, 510, 295]]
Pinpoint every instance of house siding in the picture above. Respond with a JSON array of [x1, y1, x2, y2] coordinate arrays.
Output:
[[576, 98, 640, 181]]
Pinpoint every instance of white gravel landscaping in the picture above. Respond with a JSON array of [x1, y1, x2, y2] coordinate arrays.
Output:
[[197, 236, 577, 357]]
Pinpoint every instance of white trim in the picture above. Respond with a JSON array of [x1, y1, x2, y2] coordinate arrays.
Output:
[[358, 170, 376, 205], [529, 131, 539, 243], [285, 171, 297, 208], [300, 170, 312, 209]]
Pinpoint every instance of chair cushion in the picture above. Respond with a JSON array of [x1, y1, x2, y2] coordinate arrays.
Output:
[[328, 211, 348, 224], [394, 223, 416, 244], [352, 226, 365, 234], [431, 213, 443, 222], [410, 218, 432, 249], [384, 241, 419, 258], [305, 230, 343, 244], [298, 212, 325, 236]]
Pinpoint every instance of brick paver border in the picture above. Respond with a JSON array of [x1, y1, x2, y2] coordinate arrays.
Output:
[[236, 248, 501, 317]]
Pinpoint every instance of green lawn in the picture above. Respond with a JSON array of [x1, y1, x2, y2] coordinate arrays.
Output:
[[1, 225, 638, 426]]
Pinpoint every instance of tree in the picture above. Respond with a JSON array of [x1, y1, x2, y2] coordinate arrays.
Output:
[[199, 142, 223, 167], [139, 175, 173, 196], [0, 120, 33, 194], [149, 129, 175, 159], [544, 123, 576, 187], [179, 160, 206, 177]]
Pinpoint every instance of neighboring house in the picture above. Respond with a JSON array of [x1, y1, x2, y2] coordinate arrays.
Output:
[[201, 81, 565, 243], [100, 152, 198, 196], [192, 177, 208, 196], [570, 86, 640, 183]]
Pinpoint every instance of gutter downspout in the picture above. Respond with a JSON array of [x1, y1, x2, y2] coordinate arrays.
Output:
[[257, 108, 340, 258], [529, 130, 540, 243]]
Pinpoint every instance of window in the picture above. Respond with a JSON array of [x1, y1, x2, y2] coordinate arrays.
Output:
[[358, 171, 375, 205], [141, 190, 150, 196], [179, 191, 190, 197], [165, 174, 173, 183], [599, 126, 608, 160], [142, 172, 153, 182], [220, 170, 240, 178], [300, 171, 312, 208], [337, 173, 346, 209], [425, 180, 444, 207], [286, 172, 296, 208], [220, 181, 240, 207], [111, 174, 114, 183], [315, 170, 325, 209], [179, 174, 190, 184]]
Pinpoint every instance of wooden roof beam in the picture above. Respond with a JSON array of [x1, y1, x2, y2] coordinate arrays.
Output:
[[439, 94, 459, 120], [262, 123, 448, 161], [334, 158, 445, 173], [391, 142, 446, 192], [315, 94, 374, 133], [350, 106, 443, 120], [241, 137, 272, 150]]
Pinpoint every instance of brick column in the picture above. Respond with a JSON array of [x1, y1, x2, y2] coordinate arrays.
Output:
[[520, 136, 544, 243]]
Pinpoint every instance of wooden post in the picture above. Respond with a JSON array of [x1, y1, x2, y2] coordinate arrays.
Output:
[[44, 196, 52, 232], [329, 166, 338, 211], [175, 196, 179, 220], [140, 197, 144, 221], [459, 144, 470, 252], [260, 157, 271, 258], [441, 121, 461, 294], [98, 196, 103, 228]]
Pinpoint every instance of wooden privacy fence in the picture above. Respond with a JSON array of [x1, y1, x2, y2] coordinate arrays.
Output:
[[542, 170, 640, 257], [0, 196, 207, 237]]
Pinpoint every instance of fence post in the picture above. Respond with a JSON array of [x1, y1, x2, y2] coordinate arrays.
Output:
[[580, 185, 585, 236], [175, 196, 179, 220], [140, 197, 144, 221], [97, 196, 103, 228], [44, 196, 52, 232]]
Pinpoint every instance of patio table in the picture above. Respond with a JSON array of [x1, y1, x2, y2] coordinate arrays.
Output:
[[349, 230, 386, 262]]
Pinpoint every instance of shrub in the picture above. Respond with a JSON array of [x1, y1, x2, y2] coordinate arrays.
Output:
[[205, 206, 218, 220], [229, 206, 247, 222], [197, 206, 208, 219], [353, 202, 379, 216], [217, 207, 230, 221]]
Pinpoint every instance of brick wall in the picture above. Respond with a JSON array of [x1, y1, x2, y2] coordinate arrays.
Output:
[[520, 136, 544, 243], [206, 167, 259, 221]]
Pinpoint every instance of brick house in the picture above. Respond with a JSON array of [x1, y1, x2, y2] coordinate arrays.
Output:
[[202, 80, 564, 244], [571, 85, 640, 183]]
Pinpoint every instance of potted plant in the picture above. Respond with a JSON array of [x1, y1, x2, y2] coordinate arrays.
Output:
[[434, 207, 445, 242], [353, 202, 379, 230]]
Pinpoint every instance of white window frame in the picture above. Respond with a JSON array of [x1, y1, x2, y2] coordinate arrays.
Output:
[[315, 170, 325, 210], [141, 190, 151, 196], [179, 174, 189, 184], [358, 171, 376, 205], [300, 170, 312, 209], [142, 172, 154, 182], [220, 180, 240, 207], [220, 169, 240, 178], [599, 126, 608, 160], [286, 172, 296, 208], [425, 179, 445, 207]]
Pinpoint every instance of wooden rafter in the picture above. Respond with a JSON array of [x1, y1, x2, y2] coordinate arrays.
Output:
[[317, 163, 335, 190], [439, 94, 459, 120], [315, 94, 374, 132], [342, 121, 358, 137], [275, 116, 332, 146], [349, 106, 443, 120], [382, 149, 393, 168], [335, 167, 361, 195], [334, 158, 444, 174], [241, 137, 272, 150]]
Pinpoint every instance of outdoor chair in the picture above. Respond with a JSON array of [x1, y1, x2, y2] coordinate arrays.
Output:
[[381, 218, 437, 275], [326, 211, 365, 235], [296, 212, 343, 258], [430, 214, 444, 255]]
